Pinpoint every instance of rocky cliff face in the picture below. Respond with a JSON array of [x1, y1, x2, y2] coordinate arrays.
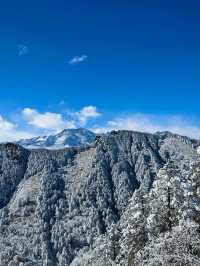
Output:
[[0, 130, 200, 266]]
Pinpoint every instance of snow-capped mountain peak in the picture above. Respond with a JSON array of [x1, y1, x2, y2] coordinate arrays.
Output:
[[17, 128, 96, 149]]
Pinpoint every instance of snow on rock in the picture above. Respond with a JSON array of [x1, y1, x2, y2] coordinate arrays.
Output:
[[0, 130, 200, 265], [16, 128, 96, 149]]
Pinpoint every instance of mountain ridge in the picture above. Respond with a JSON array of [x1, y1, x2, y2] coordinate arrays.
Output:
[[0, 130, 200, 265]]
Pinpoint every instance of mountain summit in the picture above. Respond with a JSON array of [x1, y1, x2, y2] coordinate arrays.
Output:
[[17, 128, 96, 149]]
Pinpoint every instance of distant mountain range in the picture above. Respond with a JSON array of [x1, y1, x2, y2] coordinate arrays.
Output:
[[17, 128, 96, 149]]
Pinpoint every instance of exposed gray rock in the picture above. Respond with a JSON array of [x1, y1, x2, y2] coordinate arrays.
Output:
[[0, 130, 200, 265]]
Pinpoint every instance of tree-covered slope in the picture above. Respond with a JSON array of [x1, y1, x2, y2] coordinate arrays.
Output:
[[0, 130, 200, 266]]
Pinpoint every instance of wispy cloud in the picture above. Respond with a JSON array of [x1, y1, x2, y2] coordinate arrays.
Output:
[[22, 106, 101, 131], [18, 45, 29, 56], [68, 55, 88, 65], [74, 106, 101, 126], [1, 107, 200, 142], [92, 113, 200, 139], [0, 115, 33, 142], [59, 100, 65, 106]]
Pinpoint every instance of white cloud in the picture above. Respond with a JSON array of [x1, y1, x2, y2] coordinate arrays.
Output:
[[18, 45, 29, 56], [75, 106, 101, 126], [22, 108, 65, 130], [21, 106, 101, 133], [92, 114, 200, 139], [0, 115, 33, 142], [2, 106, 200, 143], [59, 100, 65, 106], [68, 55, 88, 65], [0, 115, 15, 131]]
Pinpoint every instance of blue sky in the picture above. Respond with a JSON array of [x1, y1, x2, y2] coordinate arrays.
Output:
[[0, 0, 200, 141]]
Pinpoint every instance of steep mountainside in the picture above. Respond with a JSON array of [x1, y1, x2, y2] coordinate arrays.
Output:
[[0, 130, 200, 266], [17, 128, 96, 149]]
